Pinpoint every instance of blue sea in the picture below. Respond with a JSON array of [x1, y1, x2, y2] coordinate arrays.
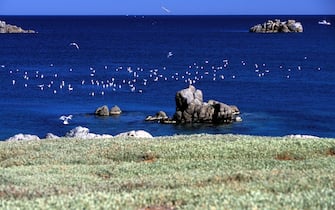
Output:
[[0, 15, 334, 140]]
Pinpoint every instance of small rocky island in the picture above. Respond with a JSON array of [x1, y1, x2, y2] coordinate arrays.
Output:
[[249, 19, 303, 33], [147, 85, 241, 124], [0, 20, 36, 33]]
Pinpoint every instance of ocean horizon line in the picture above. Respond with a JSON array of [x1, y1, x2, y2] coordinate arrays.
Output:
[[1, 14, 334, 17]]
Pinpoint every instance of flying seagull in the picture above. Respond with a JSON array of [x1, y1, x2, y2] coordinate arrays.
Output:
[[167, 51, 173, 58], [69, 42, 79, 50], [59, 115, 73, 125], [161, 6, 171, 13]]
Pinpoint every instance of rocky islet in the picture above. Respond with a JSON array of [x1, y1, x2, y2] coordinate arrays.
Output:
[[249, 19, 303, 33], [146, 85, 241, 124], [0, 20, 36, 33]]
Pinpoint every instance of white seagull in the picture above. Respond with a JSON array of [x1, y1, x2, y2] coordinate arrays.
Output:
[[167, 51, 173, 58], [161, 6, 171, 13], [59, 115, 73, 125], [69, 42, 80, 50]]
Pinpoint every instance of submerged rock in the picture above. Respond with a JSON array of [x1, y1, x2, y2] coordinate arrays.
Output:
[[145, 111, 169, 121]]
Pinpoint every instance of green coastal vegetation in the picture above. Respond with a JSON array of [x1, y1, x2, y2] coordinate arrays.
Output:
[[1, 134, 335, 209]]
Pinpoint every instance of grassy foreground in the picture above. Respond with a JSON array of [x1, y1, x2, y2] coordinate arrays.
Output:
[[0, 134, 335, 209]]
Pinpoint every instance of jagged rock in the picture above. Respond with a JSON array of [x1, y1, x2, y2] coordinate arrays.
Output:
[[115, 130, 153, 138], [45, 133, 60, 139], [0, 20, 36, 33], [250, 19, 303, 33], [65, 126, 113, 139], [287, 20, 303, 32], [173, 85, 241, 124], [281, 24, 290, 33], [230, 105, 240, 115], [145, 111, 169, 121], [110, 105, 122, 115], [285, 134, 319, 139], [95, 105, 110, 116], [66, 126, 90, 138], [6, 134, 40, 141]]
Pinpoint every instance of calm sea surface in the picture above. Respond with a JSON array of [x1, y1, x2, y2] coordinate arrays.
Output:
[[0, 15, 334, 140]]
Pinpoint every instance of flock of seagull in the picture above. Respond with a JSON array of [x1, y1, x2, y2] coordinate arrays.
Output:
[[1, 40, 324, 126], [3, 48, 323, 100]]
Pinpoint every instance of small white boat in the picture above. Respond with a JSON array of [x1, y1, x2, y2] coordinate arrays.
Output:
[[318, 20, 331, 25]]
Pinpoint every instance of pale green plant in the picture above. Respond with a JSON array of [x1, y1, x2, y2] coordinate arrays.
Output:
[[0, 134, 334, 209]]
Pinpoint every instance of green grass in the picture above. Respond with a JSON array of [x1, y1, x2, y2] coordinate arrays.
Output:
[[0, 134, 335, 209]]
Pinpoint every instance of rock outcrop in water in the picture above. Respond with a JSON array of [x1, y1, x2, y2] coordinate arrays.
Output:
[[0, 20, 36, 33], [249, 19, 303, 33], [173, 85, 241, 124], [95, 105, 110, 116], [109, 105, 122, 115], [145, 111, 169, 122], [95, 105, 122, 116], [145, 85, 241, 124]]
